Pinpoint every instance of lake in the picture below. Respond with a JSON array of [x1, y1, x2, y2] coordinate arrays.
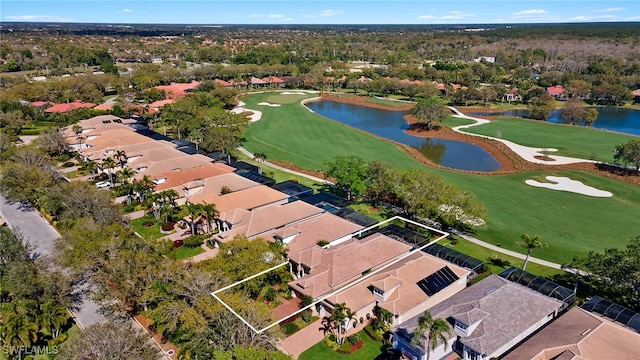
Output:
[[305, 100, 501, 172], [467, 107, 640, 136]]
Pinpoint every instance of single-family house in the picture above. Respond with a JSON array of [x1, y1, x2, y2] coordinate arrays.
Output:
[[502, 305, 640, 360], [45, 100, 96, 113], [547, 85, 566, 99], [289, 233, 414, 317], [154, 81, 200, 99], [633, 89, 640, 103], [325, 251, 469, 326], [394, 275, 565, 360]]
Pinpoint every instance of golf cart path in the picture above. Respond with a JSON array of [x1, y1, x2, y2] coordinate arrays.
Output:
[[448, 106, 596, 165]]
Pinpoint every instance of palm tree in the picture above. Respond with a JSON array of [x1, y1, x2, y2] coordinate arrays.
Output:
[[329, 303, 349, 345], [411, 311, 452, 360], [253, 152, 267, 163], [134, 175, 155, 204], [345, 307, 357, 330], [39, 300, 70, 339], [185, 201, 203, 235], [515, 233, 548, 271], [0, 311, 39, 351], [118, 167, 135, 185], [101, 157, 116, 184], [85, 160, 98, 179], [201, 201, 219, 233], [115, 149, 127, 169]]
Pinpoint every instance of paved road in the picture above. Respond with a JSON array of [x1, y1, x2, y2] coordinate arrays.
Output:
[[459, 234, 563, 269], [0, 194, 107, 329], [0, 195, 59, 258]]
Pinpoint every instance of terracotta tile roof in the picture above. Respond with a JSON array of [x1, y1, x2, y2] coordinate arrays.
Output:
[[93, 102, 114, 111], [218, 200, 324, 240], [290, 233, 413, 298], [154, 81, 200, 99], [328, 251, 468, 319], [632, 89, 640, 96], [214, 79, 232, 87], [45, 100, 96, 113], [149, 99, 175, 108], [547, 85, 565, 95], [504, 307, 640, 360], [262, 76, 284, 84], [30, 101, 51, 107], [262, 213, 363, 256], [251, 76, 267, 85], [151, 163, 235, 191], [399, 275, 565, 358], [134, 154, 212, 180], [191, 185, 288, 214]]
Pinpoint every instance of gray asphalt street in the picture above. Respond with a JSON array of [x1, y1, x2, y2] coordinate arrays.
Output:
[[0, 195, 107, 329], [0, 196, 58, 258]]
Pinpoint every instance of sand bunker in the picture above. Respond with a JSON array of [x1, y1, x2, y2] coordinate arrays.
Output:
[[525, 176, 612, 197], [280, 91, 307, 95], [257, 102, 281, 107]]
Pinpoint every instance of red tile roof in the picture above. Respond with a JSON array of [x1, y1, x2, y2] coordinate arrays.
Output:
[[214, 79, 232, 87], [45, 100, 96, 113], [262, 76, 284, 84], [547, 85, 565, 95], [31, 101, 51, 108], [154, 81, 200, 99], [93, 103, 114, 111], [250, 76, 268, 85]]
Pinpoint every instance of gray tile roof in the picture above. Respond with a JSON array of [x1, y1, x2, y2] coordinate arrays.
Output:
[[398, 275, 564, 356]]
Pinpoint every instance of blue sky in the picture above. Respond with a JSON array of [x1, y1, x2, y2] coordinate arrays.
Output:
[[2, 1, 639, 24]]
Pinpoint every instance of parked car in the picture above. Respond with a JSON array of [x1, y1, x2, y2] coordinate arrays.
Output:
[[95, 181, 112, 188]]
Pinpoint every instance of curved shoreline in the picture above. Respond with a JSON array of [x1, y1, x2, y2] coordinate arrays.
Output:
[[238, 93, 640, 186]]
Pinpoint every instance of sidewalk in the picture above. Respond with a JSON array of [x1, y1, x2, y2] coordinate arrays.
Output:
[[237, 146, 332, 185], [460, 234, 563, 269]]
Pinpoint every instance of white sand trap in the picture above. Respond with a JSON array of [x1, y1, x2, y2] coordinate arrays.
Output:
[[280, 91, 307, 95], [525, 176, 612, 197], [257, 102, 281, 107]]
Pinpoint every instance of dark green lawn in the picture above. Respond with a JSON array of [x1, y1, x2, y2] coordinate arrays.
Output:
[[240, 92, 640, 264], [459, 116, 638, 163]]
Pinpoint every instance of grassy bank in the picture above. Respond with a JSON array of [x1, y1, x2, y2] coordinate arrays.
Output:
[[459, 116, 638, 163]]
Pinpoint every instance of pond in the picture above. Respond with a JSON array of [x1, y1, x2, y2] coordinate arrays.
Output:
[[305, 100, 501, 172], [467, 107, 640, 136]]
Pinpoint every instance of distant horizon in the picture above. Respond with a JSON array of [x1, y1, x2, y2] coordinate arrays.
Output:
[[2, 1, 639, 25]]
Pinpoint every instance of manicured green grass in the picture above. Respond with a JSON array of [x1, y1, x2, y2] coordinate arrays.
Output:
[[459, 116, 638, 163], [298, 330, 386, 360], [240, 92, 640, 264], [130, 216, 167, 240], [443, 170, 640, 264], [366, 96, 412, 107], [264, 93, 309, 104], [242, 92, 422, 171], [445, 237, 564, 278], [171, 245, 204, 260]]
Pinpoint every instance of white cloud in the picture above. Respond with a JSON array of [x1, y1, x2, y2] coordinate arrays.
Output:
[[319, 9, 342, 17], [440, 11, 474, 20], [5, 14, 72, 22], [121, 9, 134, 13], [267, 14, 285, 18], [303, 9, 342, 18], [249, 14, 265, 18], [512, 9, 548, 18], [592, 7, 624, 13], [417, 15, 435, 19]]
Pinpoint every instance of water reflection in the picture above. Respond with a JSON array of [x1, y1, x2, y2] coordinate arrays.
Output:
[[306, 100, 501, 172], [468, 107, 640, 136]]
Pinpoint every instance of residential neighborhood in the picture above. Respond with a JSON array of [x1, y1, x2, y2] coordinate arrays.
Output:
[[1, 10, 640, 360]]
